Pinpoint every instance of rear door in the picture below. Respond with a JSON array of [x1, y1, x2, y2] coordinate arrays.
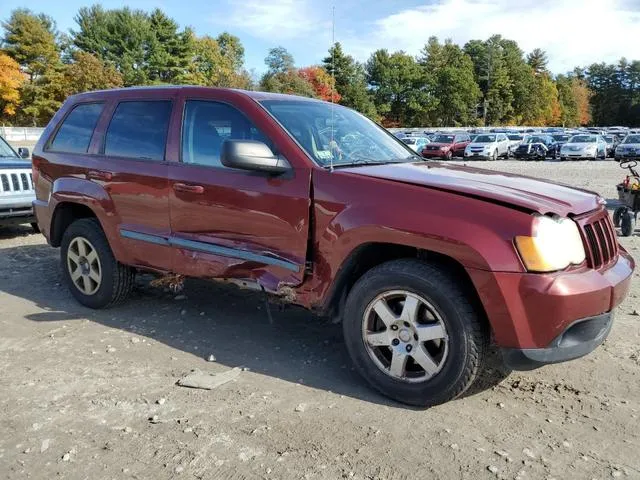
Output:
[[166, 91, 311, 291], [95, 94, 176, 271]]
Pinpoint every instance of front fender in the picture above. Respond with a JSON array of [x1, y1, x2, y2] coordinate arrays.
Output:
[[320, 203, 524, 273], [299, 168, 533, 310]]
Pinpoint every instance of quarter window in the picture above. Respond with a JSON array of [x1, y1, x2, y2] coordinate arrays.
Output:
[[49, 103, 103, 153], [104, 101, 172, 161], [181, 100, 272, 167]]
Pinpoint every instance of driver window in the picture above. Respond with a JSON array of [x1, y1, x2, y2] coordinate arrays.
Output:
[[181, 100, 272, 167]]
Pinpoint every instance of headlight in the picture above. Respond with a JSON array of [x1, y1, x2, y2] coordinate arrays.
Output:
[[585, 145, 596, 152], [515, 215, 586, 272], [483, 145, 492, 150], [440, 146, 449, 151]]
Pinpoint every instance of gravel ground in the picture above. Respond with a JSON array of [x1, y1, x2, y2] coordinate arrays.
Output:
[[0, 160, 638, 480]]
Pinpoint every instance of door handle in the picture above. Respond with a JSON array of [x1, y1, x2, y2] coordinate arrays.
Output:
[[173, 183, 204, 194], [87, 170, 113, 181]]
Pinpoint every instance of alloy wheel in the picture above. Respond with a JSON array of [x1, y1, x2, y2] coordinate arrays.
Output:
[[361, 290, 449, 383], [67, 237, 102, 295]]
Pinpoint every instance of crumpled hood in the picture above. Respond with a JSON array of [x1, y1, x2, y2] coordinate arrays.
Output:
[[340, 161, 601, 216]]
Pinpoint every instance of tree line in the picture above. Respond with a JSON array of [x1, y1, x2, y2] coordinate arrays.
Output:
[[0, 6, 638, 127]]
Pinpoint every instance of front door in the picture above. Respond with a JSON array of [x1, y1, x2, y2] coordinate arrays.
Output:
[[167, 95, 311, 292]]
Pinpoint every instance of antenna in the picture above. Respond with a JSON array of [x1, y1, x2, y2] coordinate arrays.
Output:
[[330, 5, 335, 172]]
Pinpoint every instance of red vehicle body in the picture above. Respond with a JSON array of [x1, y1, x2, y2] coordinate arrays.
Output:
[[32, 87, 634, 406], [421, 133, 471, 159]]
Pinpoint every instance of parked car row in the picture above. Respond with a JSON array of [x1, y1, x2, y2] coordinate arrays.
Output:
[[394, 126, 640, 161]]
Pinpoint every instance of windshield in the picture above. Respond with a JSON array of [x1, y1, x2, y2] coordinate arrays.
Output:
[[260, 100, 417, 167], [473, 135, 496, 143], [569, 135, 597, 143], [0, 137, 18, 158], [507, 134, 523, 140], [432, 135, 455, 143], [552, 135, 569, 142], [622, 135, 640, 144]]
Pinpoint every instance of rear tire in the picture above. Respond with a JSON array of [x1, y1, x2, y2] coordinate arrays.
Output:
[[621, 211, 636, 237], [342, 259, 489, 407], [60, 218, 135, 309]]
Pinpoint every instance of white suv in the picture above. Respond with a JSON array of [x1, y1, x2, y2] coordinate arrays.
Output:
[[464, 133, 510, 160]]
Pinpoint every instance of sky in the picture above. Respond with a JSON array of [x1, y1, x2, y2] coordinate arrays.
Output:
[[4, 0, 640, 74]]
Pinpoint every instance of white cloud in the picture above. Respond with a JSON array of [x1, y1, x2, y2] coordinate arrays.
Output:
[[341, 0, 640, 72], [216, 0, 329, 41]]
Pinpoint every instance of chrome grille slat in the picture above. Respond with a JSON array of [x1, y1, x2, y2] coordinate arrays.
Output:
[[593, 221, 609, 263], [0, 169, 35, 195], [580, 212, 618, 270]]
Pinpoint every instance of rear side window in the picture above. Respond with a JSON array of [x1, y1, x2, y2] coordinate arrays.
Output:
[[49, 103, 103, 153], [104, 101, 172, 161]]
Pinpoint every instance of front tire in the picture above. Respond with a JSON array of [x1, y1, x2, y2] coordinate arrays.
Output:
[[342, 259, 489, 407], [61, 218, 135, 309], [621, 211, 636, 237]]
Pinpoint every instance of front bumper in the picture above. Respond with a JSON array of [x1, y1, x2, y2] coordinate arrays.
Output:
[[0, 197, 35, 225], [501, 311, 612, 370], [467, 249, 635, 364], [514, 152, 543, 159], [615, 153, 639, 161], [422, 151, 449, 159], [464, 153, 491, 160], [561, 151, 595, 159]]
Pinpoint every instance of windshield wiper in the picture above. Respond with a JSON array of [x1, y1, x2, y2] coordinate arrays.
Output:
[[330, 156, 420, 169]]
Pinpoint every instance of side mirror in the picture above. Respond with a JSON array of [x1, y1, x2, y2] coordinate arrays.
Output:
[[220, 140, 290, 174], [17, 147, 30, 158]]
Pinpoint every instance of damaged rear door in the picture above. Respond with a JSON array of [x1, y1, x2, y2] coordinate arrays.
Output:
[[167, 91, 311, 292]]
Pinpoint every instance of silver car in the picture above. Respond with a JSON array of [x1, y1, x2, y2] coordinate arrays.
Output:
[[560, 134, 607, 160], [615, 134, 640, 162], [400, 136, 430, 153]]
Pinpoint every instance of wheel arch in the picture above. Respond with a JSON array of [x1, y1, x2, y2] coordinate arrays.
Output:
[[319, 242, 489, 329], [50, 202, 101, 247]]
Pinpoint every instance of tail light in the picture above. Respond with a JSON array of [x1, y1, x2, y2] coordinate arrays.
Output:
[[31, 156, 40, 192]]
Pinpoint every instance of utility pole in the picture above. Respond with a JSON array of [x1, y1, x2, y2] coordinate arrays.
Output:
[[483, 46, 493, 126]]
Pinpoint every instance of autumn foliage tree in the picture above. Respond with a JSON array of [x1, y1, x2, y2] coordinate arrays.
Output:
[[62, 51, 123, 96], [0, 52, 24, 121], [297, 66, 340, 102]]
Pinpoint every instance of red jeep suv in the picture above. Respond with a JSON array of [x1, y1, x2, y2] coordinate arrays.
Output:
[[421, 133, 471, 159], [32, 87, 634, 407]]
